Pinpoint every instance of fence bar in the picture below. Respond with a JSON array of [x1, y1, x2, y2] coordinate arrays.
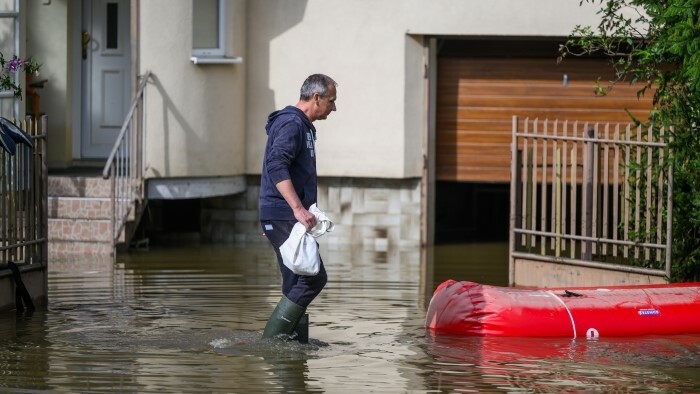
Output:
[[602, 123, 610, 255], [645, 125, 653, 260], [515, 228, 667, 249], [550, 120, 558, 251], [656, 128, 665, 262], [569, 143, 577, 259], [612, 125, 620, 257], [582, 125, 594, 260], [531, 120, 539, 248], [512, 251, 666, 277], [634, 127, 642, 259], [513, 132, 668, 147], [623, 124, 631, 258], [521, 133, 529, 247], [554, 147, 562, 257], [509, 115, 519, 285], [562, 120, 569, 252], [592, 124, 600, 255], [665, 131, 674, 277], [540, 119, 548, 254]]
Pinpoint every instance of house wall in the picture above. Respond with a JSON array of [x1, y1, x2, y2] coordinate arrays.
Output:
[[139, 0, 247, 178], [25, 1, 611, 250], [27, 0, 604, 178], [230, 0, 605, 247], [201, 176, 422, 250], [25, 0, 72, 168], [244, 0, 604, 179]]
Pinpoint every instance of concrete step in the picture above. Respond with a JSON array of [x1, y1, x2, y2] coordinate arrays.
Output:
[[48, 218, 112, 243], [48, 175, 110, 198], [47, 174, 133, 257], [48, 196, 111, 220], [49, 240, 113, 256]]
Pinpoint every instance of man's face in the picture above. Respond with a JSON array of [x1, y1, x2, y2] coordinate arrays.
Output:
[[313, 85, 337, 121]]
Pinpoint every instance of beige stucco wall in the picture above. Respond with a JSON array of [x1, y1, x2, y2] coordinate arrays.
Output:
[[140, 0, 246, 179], [26, 0, 71, 168], [244, 0, 605, 179], [26, 0, 606, 179]]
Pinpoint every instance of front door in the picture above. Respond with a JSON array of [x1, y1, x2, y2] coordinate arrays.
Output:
[[81, 0, 131, 159]]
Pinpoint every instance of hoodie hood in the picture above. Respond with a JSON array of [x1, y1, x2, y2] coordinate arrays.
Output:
[[265, 106, 316, 139]]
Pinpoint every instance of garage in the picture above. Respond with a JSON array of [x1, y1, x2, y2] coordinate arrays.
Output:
[[434, 38, 653, 243]]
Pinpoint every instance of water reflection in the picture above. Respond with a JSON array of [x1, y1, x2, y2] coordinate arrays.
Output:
[[0, 243, 697, 392], [426, 333, 700, 392], [432, 242, 509, 287]]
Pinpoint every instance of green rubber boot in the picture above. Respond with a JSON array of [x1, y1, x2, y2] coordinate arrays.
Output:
[[262, 295, 306, 340], [295, 313, 309, 344]]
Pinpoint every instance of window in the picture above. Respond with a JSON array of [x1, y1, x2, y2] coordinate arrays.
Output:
[[0, 0, 20, 117], [192, 0, 225, 58], [191, 0, 241, 64]]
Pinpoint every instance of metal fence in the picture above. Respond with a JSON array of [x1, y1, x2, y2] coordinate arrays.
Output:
[[0, 116, 47, 265], [509, 116, 673, 279]]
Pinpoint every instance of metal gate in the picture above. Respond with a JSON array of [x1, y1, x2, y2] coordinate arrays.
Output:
[[509, 116, 673, 286]]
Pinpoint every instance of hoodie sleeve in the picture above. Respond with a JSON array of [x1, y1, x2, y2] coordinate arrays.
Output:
[[265, 118, 302, 185]]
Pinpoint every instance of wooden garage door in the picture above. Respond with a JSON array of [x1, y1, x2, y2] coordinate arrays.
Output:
[[436, 57, 654, 182]]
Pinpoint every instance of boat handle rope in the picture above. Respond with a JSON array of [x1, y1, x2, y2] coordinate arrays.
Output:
[[546, 290, 577, 339]]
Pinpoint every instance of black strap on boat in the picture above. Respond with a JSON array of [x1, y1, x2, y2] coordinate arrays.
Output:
[[561, 290, 583, 297], [7, 261, 35, 311]]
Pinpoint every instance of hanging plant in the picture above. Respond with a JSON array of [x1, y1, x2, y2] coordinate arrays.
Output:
[[0, 53, 41, 99]]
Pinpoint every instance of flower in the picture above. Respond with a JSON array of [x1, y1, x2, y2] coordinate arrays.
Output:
[[6, 57, 26, 73], [0, 53, 41, 98]]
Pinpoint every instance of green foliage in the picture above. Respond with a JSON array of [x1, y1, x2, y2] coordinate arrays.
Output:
[[560, 0, 700, 281], [0, 53, 41, 98]]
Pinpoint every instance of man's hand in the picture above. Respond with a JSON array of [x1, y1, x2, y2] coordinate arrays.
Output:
[[293, 207, 317, 232], [276, 179, 317, 231]]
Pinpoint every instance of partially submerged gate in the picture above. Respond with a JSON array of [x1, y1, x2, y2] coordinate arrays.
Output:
[[0, 116, 48, 311], [509, 116, 673, 287]]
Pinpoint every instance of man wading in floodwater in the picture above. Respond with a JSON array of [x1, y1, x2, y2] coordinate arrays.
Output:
[[259, 74, 338, 341]]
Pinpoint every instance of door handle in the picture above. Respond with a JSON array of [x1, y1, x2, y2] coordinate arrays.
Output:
[[82, 31, 91, 59]]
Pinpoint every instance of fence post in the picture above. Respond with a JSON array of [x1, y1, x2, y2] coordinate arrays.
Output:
[[583, 127, 595, 260], [665, 132, 674, 278], [509, 115, 519, 286]]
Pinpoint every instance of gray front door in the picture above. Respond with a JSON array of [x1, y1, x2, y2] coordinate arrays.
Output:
[[81, 0, 131, 159]]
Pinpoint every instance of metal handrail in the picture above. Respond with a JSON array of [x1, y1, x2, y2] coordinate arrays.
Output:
[[102, 71, 152, 248]]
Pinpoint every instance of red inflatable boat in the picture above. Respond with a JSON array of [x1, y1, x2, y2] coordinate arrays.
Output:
[[426, 280, 700, 338]]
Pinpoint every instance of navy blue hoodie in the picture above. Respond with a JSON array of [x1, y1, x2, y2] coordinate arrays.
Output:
[[259, 106, 317, 221]]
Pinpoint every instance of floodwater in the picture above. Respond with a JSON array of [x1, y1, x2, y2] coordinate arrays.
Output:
[[1, 243, 699, 393]]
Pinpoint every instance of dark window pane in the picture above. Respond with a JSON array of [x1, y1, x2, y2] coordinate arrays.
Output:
[[107, 3, 118, 49]]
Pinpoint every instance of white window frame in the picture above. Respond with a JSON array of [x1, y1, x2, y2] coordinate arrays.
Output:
[[0, 0, 21, 117], [190, 0, 242, 64]]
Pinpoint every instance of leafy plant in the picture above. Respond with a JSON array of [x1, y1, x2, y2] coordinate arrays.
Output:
[[0, 53, 41, 98], [559, 0, 700, 281]]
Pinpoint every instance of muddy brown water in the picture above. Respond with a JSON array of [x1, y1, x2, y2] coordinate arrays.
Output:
[[0, 243, 698, 392]]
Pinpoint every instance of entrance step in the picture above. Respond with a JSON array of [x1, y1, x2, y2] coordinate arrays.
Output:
[[48, 196, 111, 219], [48, 175, 114, 257], [48, 175, 111, 198]]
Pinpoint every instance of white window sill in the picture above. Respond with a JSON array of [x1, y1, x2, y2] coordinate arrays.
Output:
[[190, 56, 243, 65]]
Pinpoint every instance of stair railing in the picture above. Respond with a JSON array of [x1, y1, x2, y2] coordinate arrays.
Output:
[[102, 71, 152, 251]]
